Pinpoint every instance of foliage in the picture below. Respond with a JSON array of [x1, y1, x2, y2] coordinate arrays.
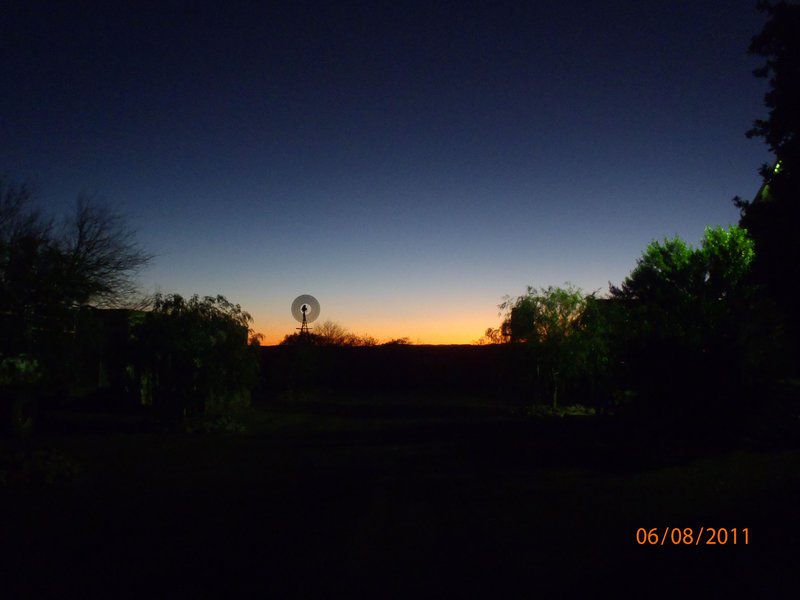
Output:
[[499, 284, 587, 344], [183, 413, 247, 434], [610, 226, 780, 424], [611, 226, 756, 337], [0, 355, 42, 436], [0, 179, 150, 405], [733, 1, 800, 362], [279, 332, 324, 345], [0, 180, 150, 318], [743, 1, 800, 162], [382, 337, 412, 346], [0, 355, 41, 387], [315, 320, 378, 346], [60, 196, 153, 308], [0, 449, 81, 488], [474, 327, 507, 345], [133, 294, 261, 425], [498, 284, 608, 407], [280, 320, 378, 346], [525, 404, 597, 419]]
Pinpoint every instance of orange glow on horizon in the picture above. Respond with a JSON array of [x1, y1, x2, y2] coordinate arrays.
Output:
[[252, 311, 500, 346]]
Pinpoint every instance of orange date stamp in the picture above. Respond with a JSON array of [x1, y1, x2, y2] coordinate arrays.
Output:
[[635, 527, 750, 546]]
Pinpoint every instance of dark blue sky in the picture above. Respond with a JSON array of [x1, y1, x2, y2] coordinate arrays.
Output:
[[1, 1, 772, 343]]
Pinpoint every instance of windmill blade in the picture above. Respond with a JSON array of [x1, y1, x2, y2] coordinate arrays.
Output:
[[291, 294, 321, 323]]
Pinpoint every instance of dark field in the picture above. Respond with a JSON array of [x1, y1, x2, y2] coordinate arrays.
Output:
[[2, 393, 799, 597]]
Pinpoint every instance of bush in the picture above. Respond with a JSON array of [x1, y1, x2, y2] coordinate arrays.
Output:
[[525, 404, 597, 419], [0, 355, 41, 387], [0, 449, 81, 488], [0, 355, 42, 436], [133, 294, 261, 426], [182, 413, 247, 434]]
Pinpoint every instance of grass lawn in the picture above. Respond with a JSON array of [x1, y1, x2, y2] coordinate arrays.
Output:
[[1, 393, 798, 596]]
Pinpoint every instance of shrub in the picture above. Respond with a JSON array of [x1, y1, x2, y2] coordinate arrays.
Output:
[[0, 355, 42, 436], [0, 449, 81, 488], [525, 404, 597, 419], [133, 294, 261, 426]]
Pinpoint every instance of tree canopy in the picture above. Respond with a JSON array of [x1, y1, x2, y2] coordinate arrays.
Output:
[[734, 1, 800, 357], [0, 180, 150, 320], [280, 320, 379, 346], [498, 284, 604, 406], [609, 225, 780, 422], [133, 294, 261, 422]]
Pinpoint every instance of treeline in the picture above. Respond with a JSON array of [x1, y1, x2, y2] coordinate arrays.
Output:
[[2, 2, 796, 438], [280, 320, 411, 347], [482, 226, 786, 428], [480, 2, 800, 426], [0, 185, 261, 434]]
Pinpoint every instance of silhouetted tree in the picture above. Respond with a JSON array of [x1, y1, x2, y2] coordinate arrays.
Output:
[[474, 327, 507, 345], [280, 320, 378, 346], [1, 180, 151, 405], [1, 181, 60, 321], [279, 332, 324, 346], [499, 284, 599, 406], [0, 180, 150, 320], [61, 196, 152, 308], [314, 320, 351, 345], [733, 1, 800, 360], [133, 294, 261, 425], [382, 337, 412, 346]]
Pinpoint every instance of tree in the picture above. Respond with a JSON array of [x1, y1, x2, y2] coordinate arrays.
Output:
[[1, 180, 151, 431], [1, 180, 59, 320], [610, 226, 779, 424], [474, 327, 507, 345], [133, 294, 261, 424], [744, 2, 800, 165], [382, 337, 411, 346], [612, 226, 755, 319], [500, 285, 588, 344], [499, 284, 596, 407], [280, 320, 378, 346], [0, 180, 151, 320], [733, 1, 800, 360], [314, 320, 352, 345], [61, 196, 152, 308], [610, 226, 756, 344]]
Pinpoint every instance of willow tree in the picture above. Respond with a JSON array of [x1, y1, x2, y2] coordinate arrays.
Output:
[[499, 284, 597, 407]]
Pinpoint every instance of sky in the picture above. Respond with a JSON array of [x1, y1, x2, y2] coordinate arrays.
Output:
[[1, 1, 773, 344]]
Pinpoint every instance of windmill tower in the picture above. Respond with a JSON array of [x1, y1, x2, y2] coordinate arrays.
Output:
[[291, 294, 320, 338]]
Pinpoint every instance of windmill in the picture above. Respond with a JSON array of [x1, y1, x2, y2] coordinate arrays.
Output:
[[291, 294, 320, 337]]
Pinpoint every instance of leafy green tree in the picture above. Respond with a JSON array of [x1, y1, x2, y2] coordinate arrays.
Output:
[[133, 294, 261, 425], [610, 226, 780, 424], [499, 284, 597, 407], [570, 295, 620, 410], [611, 226, 756, 341]]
